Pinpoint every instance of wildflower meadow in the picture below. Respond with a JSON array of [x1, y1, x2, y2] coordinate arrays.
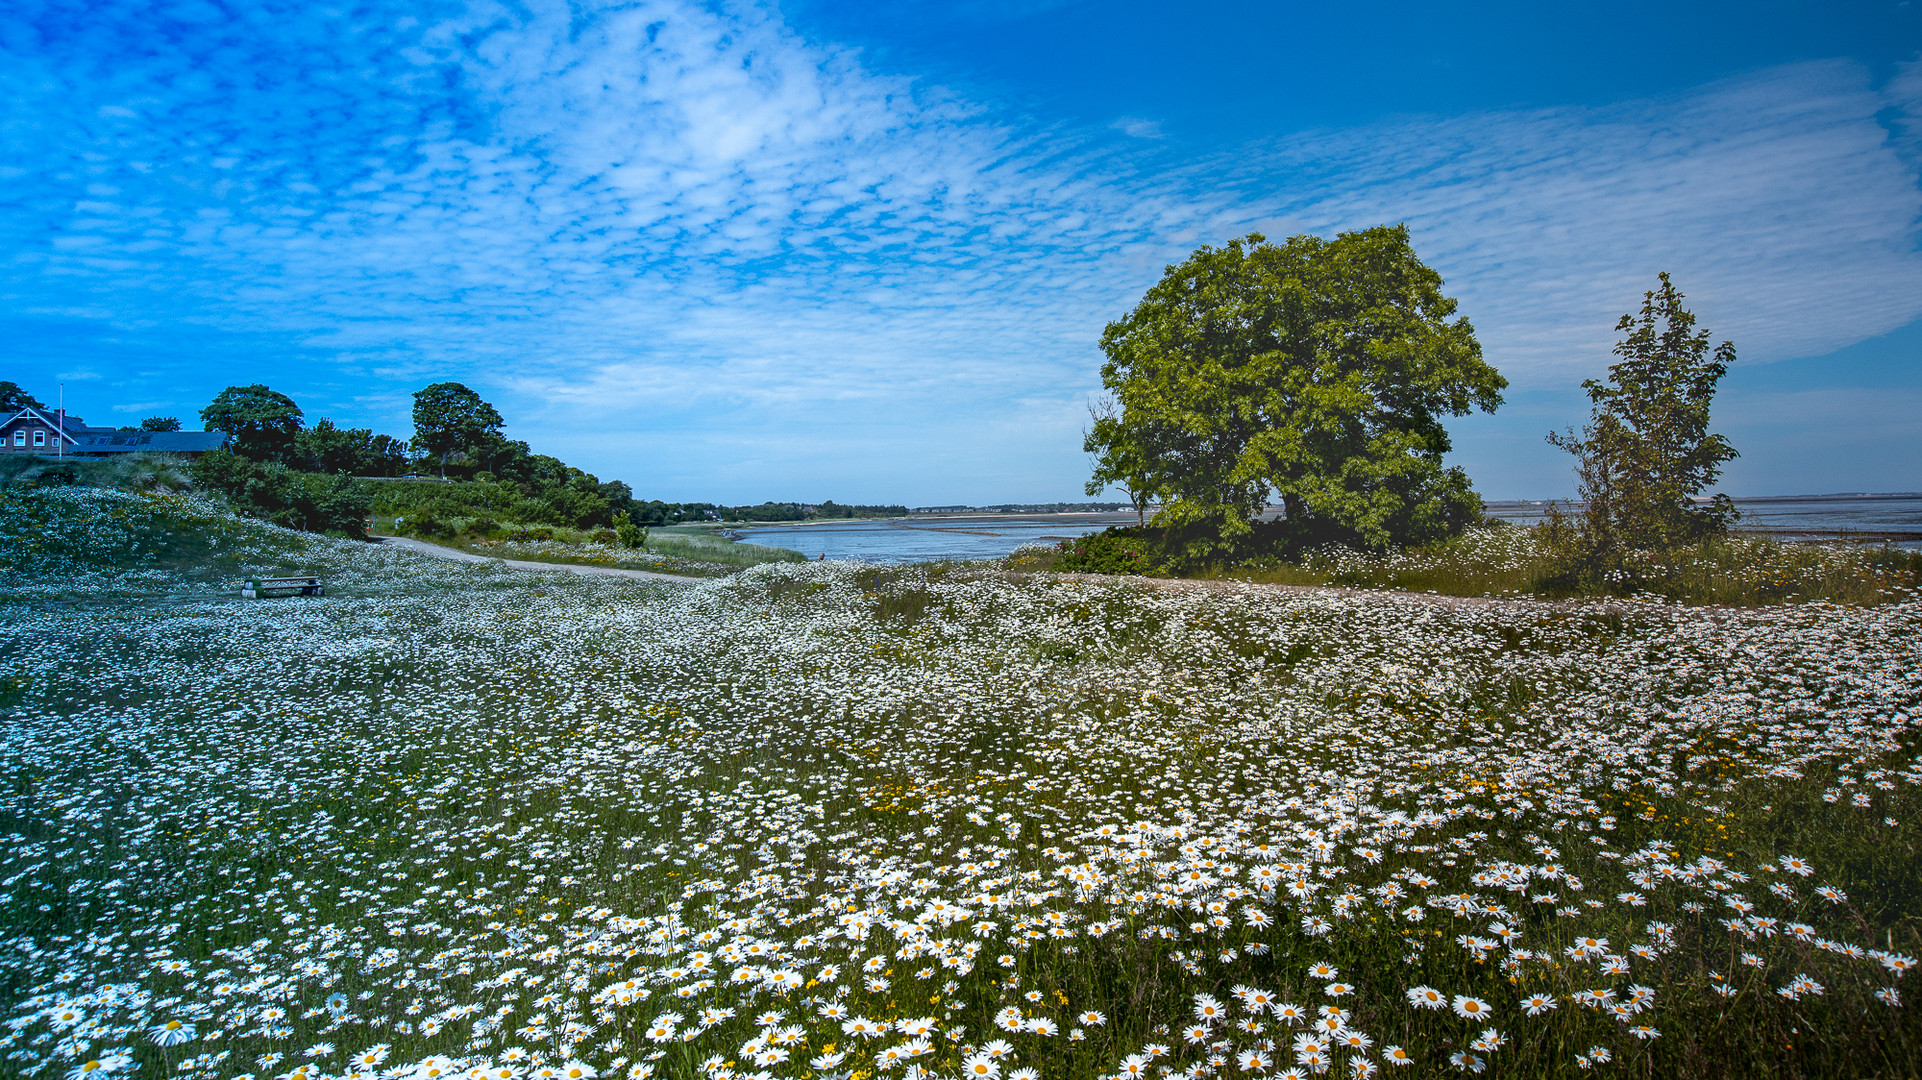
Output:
[[2, 487, 1919, 1080]]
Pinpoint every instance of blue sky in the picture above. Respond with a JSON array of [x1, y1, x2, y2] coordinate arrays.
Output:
[[3, 0, 1919, 503]]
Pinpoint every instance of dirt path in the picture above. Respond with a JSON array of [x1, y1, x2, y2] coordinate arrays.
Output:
[[372, 536, 699, 584], [375, 536, 1633, 615]]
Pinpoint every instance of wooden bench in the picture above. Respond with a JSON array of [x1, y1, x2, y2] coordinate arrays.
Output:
[[242, 576, 324, 599]]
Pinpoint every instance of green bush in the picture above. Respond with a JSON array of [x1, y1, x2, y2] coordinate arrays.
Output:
[[190, 452, 370, 538], [1052, 528, 1157, 574], [613, 511, 647, 549], [396, 513, 453, 540]]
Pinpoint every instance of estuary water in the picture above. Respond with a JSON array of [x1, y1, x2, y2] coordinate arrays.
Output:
[[738, 495, 1922, 563], [1485, 493, 1922, 547], [735, 513, 1135, 563]]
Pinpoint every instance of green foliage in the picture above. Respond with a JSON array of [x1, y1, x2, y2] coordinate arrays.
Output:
[[190, 451, 370, 537], [1051, 528, 1158, 575], [1088, 226, 1505, 568], [0, 380, 46, 413], [1547, 275, 1741, 590], [411, 382, 504, 477], [199, 384, 304, 462], [294, 418, 411, 476], [137, 416, 182, 432], [613, 510, 648, 549]]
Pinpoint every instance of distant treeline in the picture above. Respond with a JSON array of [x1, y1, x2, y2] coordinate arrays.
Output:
[[722, 500, 908, 522], [47, 379, 916, 539]]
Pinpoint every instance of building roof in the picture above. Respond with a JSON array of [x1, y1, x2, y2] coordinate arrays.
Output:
[[69, 430, 230, 453], [3, 407, 229, 452], [2, 406, 97, 443]]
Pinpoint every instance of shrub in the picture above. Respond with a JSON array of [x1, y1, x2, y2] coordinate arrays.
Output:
[[191, 452, 370, 538], [1053, 528, 1157, 575], [613, 511, 648, 549]]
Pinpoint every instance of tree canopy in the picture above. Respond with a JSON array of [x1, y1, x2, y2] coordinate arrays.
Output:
[[0, 381, 46, 413], [295, 418, 411, 477], [138, 416, 182, 432], [1087, 226, 1506, 561], [200, 385, 304, 462], [412, 382, 504, 477], [1548, 273, 1739, 559]]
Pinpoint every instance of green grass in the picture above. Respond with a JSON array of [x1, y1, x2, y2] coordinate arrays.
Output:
[[1, 490, 1919, 1080]]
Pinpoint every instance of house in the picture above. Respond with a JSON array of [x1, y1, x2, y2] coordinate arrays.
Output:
[[0, 407, 230, 457]]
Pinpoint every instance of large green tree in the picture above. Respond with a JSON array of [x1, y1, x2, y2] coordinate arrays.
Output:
[[1548, 273, 1739, 557], [1087, 226, 1506, 561], [411, 382, 504, 478], [200, 385, 304, 462]]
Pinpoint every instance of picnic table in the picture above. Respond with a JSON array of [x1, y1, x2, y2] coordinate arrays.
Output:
[[241, 576, 324, 599]]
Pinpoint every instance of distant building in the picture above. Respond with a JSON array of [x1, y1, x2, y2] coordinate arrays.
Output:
[[0, 407, 229, 457]]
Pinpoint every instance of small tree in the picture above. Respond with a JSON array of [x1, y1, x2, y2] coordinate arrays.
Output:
[[139, 416, 182, 432], [1547, 273, 1739, 572], [200, 385, 304, 462], [412, 382, 504, 478], [1, 382, 47, 413], [613, 511, 648, 550]]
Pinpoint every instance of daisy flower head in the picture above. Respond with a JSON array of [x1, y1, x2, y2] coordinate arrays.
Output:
[[1382, 1045, 1413, 1067], [1519, 993, 1557, 1016], [65, 1052, 136, 1080], [149, 1019, 197, 1046], [1307, 963, 1340, 980], [1323, 982, 1354, 997], [1079, 1011, 1108, 1027], [1405, 987, 1445, 1010], [1447, 1051, 1485, 1073], [1450, 996, 1492, 1020]]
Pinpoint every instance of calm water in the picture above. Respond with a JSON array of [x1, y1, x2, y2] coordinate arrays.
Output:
[[740, 495, 1922, 563], [736, 514, 1135, 563], [1486, 494, 1922, 547]]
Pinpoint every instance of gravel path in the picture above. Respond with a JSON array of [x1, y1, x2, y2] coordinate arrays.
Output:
[[372, 535, 699, 584]]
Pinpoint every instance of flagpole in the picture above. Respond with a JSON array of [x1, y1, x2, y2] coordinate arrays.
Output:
[[58, 382, 64, 461]]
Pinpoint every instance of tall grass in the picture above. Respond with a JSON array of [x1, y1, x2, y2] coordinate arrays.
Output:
[[0, 451, 196, 492]]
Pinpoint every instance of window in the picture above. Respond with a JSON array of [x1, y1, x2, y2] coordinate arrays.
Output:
[[33, 430, 46, 446], [10, 431, 22, 446]]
